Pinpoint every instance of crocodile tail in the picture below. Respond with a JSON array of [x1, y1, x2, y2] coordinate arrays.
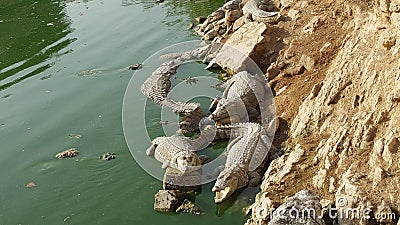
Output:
[[190, 122, 217, 150], [215, 122, 263, 139], [215, 124, 235, 139], [161, 98, 200, 114], [141, 80, 170, 105]]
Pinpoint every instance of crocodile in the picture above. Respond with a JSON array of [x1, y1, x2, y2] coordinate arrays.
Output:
[[146, 118, 217, 174], [242, 0, 281, 23], [211, 121, 277, 203], [209, 71, 269, 125], [141, 43, 221, 134], [194, 0, 242, 41]]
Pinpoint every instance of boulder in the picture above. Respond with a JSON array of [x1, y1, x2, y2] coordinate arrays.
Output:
[[163, 167, 201, 192], [154, 190, 185, 212], [212, 22, 268, 74]]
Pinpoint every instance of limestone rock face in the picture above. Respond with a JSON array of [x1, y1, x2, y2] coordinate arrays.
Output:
[[268, 190, 325, 225], [246, 1, 400, 225], [246, 145, 308, 224], [289, 6, 400, 224], [246, 190, 325, 225]]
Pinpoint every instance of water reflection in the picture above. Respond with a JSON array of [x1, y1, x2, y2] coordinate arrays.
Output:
[[121, 0, 225, 26], [0, 0, 74, 89]]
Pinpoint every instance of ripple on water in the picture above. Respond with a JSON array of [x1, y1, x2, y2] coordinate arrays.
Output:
[[77, 69, 105, 78], [27, 159, 63, 175]]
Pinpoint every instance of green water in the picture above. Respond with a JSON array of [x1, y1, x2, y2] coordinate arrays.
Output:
[[0, 1, 260, 224]]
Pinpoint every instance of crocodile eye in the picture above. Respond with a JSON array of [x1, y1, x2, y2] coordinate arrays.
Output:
[[182, 156, 187, 160]]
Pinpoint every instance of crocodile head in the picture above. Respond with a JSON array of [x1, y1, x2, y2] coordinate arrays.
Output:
[[173, 151, 201, 174], [212, 167, 249, 203], [210, 98, 246, 122]]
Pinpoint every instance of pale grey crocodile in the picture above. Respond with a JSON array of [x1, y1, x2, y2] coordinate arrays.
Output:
[[141, 44, 220, 133], [211, 121, 277, 203], [209, 71, 269, 125], [146, 118, 217, 174], [141, 45, 210, 114], [242, 0, 281, 23], [194, 0, 242, 40]]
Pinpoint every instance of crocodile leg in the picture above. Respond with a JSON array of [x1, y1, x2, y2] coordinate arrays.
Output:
[[248, 171, 261, 186]]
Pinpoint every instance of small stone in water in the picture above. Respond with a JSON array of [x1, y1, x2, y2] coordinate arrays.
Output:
[[195, 17, 206, 23], [26, 181, 37, 188], [68, 134, 82, 139], [128, 63, 142, 70], [55, 148, 79, 159], [3, 94, 11, 98], [100, 152, 116, 161]]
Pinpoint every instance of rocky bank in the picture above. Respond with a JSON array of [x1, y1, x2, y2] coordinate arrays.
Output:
[[195, 0, 400, 224]]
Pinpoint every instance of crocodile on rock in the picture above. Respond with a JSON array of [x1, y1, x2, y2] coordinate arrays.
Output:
[[194, 0, 243, 41], [209, 71, 270, 125], [242, 0, 281, 23], [211, 121, 278, 203], [146, 118, 217, 174]]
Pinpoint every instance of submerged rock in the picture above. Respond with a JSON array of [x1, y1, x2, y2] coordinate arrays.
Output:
[[154, 190, 185, 212], [198, 155, 212, 165], [26, 181, 37, 188], [176, 199, 204, 215]]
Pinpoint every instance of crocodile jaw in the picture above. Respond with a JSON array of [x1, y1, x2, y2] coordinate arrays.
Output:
[[214, 186, 234, 203]]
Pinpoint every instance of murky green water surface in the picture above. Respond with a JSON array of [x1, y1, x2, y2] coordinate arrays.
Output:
[[0, 1, 259, 224]]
